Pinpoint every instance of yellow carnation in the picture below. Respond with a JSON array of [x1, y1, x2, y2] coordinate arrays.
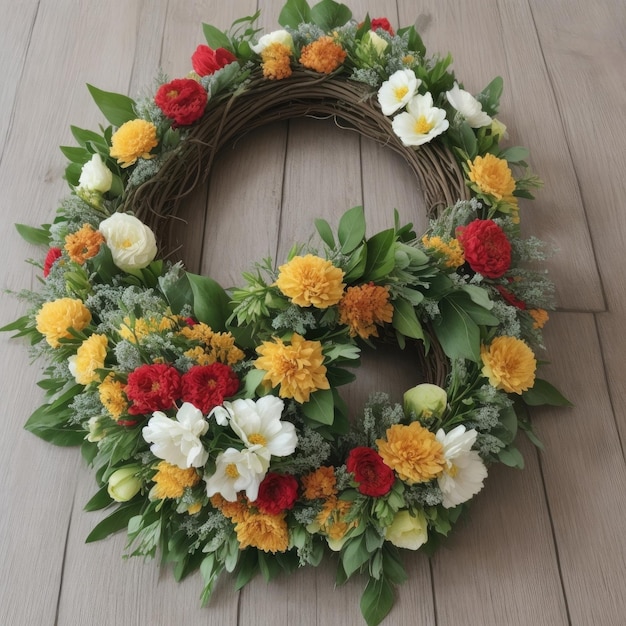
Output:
[[234, 512, 289, 553], [35, 298, 91, 348], [467, 153, 516, 201], [98, 375, 128, 420], [110, 119, 158, 168], [64, 224, 105, 264], [255, 333, 329, 403], [71, 334, 108, 385], [152, 461, 200, 499], [275, 254, 344, 309], [376, 422, 446, 484], [480, 336, 536, 394], [338, 282, 393, 339]]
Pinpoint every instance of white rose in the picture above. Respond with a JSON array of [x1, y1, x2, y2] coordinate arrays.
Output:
[[446, 83, 492, 128], [251, 29, 293, 54], [78, 153, 113, 193], [366, 31, 389, 55], [99, 212, 157, 271], [384, 510, 428, 550]]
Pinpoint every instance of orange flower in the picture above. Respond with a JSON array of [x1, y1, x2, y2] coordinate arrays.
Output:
[[234, 511, 289, 553], [467, 153, 516, 201], [299, 36, 347, 73], [338, 282, 394, 339], [480, 336, 536, 394], [35, 298, 91, 347], [529, 308, 549, 330], [152, 461, 200, 499], [255, 333, 329, 403], [421, 235, 465, 269], [261, 42, 292, 80], [302, 466, 337, 500], [376, 422, 445, 484], [110, 119, 158, 167], [210, 494, 249, 523], [64, 224, 105, 264]]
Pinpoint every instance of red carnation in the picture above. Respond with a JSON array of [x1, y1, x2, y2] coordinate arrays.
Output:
[[496, 284, 526, 310], [346, 447, 395, 497], [155, 78, 207, 127], [254, 472, 299, 515], [370, 17, 395, 35], [126, 364, 182, 415], [456, 219, 512, 278], [191, 44, 237, 76], [181, 363, 239, 414], [43, 247, 62, 277]]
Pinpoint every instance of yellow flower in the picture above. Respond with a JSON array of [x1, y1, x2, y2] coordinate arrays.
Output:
[[70, 334, 108, 385], [119, 315, 176, 343], [319, 498, 356, 541], [467, 153, 516, 201], [98, 374, 128, 420], [110, 119, 158, 168], [152, 461, 200, 499], [480, 336, 537, 394], [338, 282, 393, 339], [421, 235, 465, 269], [376, 422, 445, 484], [301, 466, 337, 500], [180, 323, 244, 365], [64, 224, 105, 264], [529, 308, 549, 330], [299, 36, 347, 74], [261, 42, 292, 80], [255, 333, 329, 403], [35, 298, 91, 348], [275, 254, 344, 308], [210, 494, 249, 523], [234, 511, 289, 553], [187, 502, 202, 515]]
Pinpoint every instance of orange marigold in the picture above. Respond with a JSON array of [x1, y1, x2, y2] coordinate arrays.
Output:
[[467, 153, 516, 201], [300, 36, 347, 74], [210, 494, 249, 523], [255, 333, 329, 403], [64, 224, 105, 264], [302, 466, 337, 500], [529, 308, 549, 330], [261, 42, 292, 80], [234, 511, 290, 553], [110, 119, 158, 168], [35, 297, 92, 348], [480, 336, 536, 394], [152, 461, 200, 499], [98, 374, 128, 420], [338, 282, 393, 339], [376, 422, 446, 484], [321, 499, 356, 541], [421, 235, 465, 269]]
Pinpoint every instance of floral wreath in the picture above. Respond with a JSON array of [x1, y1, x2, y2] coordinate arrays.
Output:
[[3, 1, 570, 624]]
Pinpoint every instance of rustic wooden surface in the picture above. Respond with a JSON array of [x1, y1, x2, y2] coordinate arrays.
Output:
[[1, 1, 625, 624]]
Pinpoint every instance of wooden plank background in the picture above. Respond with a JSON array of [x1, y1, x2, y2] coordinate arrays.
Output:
[[1, 1, 624, 624]]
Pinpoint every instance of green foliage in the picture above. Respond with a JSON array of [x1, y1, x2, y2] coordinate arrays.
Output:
[[87, 84, 136, 128], [15, 223, 50, 246], [186, 272, 232, 331]]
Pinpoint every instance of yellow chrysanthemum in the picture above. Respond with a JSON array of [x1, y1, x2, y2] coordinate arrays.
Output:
[[338, 282, 394, 339], [180, 323, 244, 365], [210, 494, 249, 523], [35, 298, 91, 348], [376, 422, 446, 484], [261, 42, 292, 80], [64, 224, 105, 264], [301, 466, 337, 500], [421, 235, 465, 269], [320, 498, 356, 541], [275, 254, 344, 309], [480, 336, 536, 394], [98, 374, 128, 420], [119, 315, 176, 343], [235, 511, 290, 553], [255, 333, 329, 403], [299, 36, 347, 74], [152, 461, 200, 499], [467, 153, 516, 201], [109, 119, 158, 168], [529, 308, 549, 330], [72, 334, 107, 385]]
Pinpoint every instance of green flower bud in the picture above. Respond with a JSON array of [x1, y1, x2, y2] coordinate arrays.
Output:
[[403, 383, 447, 419], [107, 465, 142, 502]]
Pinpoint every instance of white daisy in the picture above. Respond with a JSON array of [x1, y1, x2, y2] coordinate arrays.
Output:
[[377, 68, 421, 116], [391, 92, 449, 146], [204, 446, 268, 502], [446, 82, 492, 128]]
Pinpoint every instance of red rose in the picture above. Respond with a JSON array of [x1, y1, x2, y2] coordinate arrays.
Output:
[[496, 284, 526, 310], [346, 447, 395, 497], [126, 364, 182, 415], [191, 44, 237, 76], [154, 78, 207, 127], [370, 17, 395, 35], [181, 363, 239, 414], [43, 247, 62, 277], [254, 472, 299, 515], [457, 219, 512, 278]]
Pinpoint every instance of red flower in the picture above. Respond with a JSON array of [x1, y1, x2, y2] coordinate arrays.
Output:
[[126, 364, 182, 415], [496, 284, 526, 310], [181, 363, 239, 414], [43, 247, 62, 277], [457, 219, 512, 278], [155, 78, 207, 127], [191, 45, 237, 76], [346, 447, 395, 497], [254, 473, 299, 515], [370, 17, 395, 35]]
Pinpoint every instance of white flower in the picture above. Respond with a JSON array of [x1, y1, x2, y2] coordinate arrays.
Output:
[[365, 31, 389, 56], [98, 212, 157, 272], [212, 396, 297, 461], [384, 510, 428, 550], [142, 402, 209, 469], [446, 83, 492, 128], [205, 446, 268, 501], [77, 153, 113, 193], [377, 68, 421, 116], [251, 29, 293, 54], [391, 92, 449, 146], [404, 383, 447, 419], [436, 425, 488, 508]]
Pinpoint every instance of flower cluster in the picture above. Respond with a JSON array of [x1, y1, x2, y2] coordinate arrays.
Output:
[[3, 2, 568, 625]]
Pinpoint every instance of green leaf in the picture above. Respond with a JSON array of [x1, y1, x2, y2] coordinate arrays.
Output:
[[448, 292, 499, 326], [338, 205, 366, 254], [186, 272, 231, 331], [60, 145, 92, 164], [342, 244, 367, 282], [392, 297, 424, 340], [70, 125, 109, 150], [460, 284, 494, 310], [523, 378, 572, 407], [498, 446, 525, 469], [84, 485, 114, 511], [433, 296, 481, 362], [397, 25, 426, 58], [364, 229, 395, 281], [15, 223, 50, 246], [499, 146, 529, 164], [315, 217, 335, 249], [85, 501, 143, 542], [202, 23, 232, 50], [341, 535, 370, 578], [458, 122, 478, 159], [87, 84, 136, 128], [477, 76, 503, 116], [310, 0, 352, 31], [278, 0, 311, 28], [301, 388, 335, 425], [158, 271, 194, 314], [360, 576, 395, 626], [381, 545, 407, 585]]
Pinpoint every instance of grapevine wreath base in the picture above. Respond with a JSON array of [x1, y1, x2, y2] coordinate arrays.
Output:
[[4, 2, 570, 625]]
